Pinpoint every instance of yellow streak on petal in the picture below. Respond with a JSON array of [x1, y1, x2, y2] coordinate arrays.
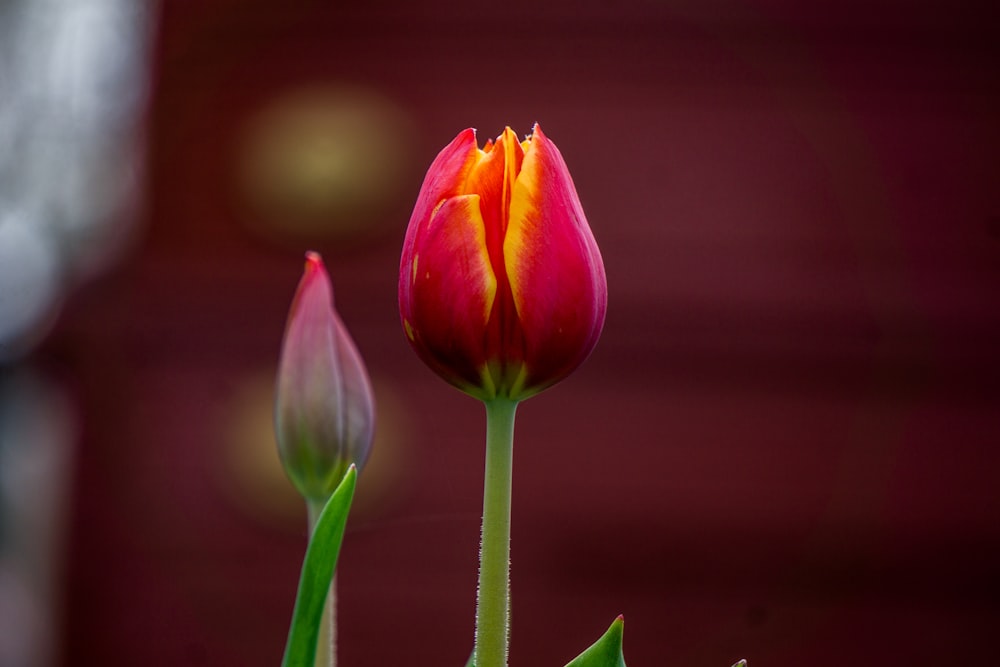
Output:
[[411, 254, 419, 285], [403, 318, 416, 341], [474, 223, 498, 323], [501, 127, 519, 225], [503, 152, 540, 317]]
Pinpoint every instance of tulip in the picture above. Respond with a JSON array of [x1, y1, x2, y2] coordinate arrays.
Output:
[[399, 125, 607, 667], [398, 124, 606, 402], [275, 251, 375, 506]]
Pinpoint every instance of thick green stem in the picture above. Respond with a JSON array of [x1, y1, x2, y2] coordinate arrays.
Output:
[[475, 397, 518, 667], [307, 500, 337, 667]]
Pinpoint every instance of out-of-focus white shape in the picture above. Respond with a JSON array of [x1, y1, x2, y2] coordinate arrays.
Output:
[[0, 370, 77, 667], [0, 0, 154, 360], [0, 2, 153, 665], [0, 214, 62, 361], [0, 566, 46, 667]]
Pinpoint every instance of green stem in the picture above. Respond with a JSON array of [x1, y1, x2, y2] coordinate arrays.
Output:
[[307, 500, 337, 667], [475, 397, 518, 667]]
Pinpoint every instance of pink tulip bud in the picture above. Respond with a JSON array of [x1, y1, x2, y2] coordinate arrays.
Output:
[[275, 252, 374, 501], [399, 125, 607, 401]]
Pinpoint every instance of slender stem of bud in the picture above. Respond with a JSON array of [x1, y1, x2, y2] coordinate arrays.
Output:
[[475, 397, 518, 667], [307, 500, 337, 667]]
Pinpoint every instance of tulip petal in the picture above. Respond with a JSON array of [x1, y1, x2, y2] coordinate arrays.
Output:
[[463, 127, 524, 274], [402, 194, 498, 394], [331, 314, 375, 470], [400, 130, 480, 304], [407, 128, 480, 234], [504, 125, 607, 395]]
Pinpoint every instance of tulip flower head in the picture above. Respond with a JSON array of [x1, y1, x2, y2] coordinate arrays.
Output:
[[275, 252, 375, 502], [399, 124, 607, 401]]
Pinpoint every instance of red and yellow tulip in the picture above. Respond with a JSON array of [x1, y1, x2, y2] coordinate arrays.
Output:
[[399, 124, 606, 401]]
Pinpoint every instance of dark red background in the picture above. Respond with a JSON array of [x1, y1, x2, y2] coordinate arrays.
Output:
[[51, 1, 999, 665]]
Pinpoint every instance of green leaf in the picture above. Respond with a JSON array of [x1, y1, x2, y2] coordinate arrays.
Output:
[[281, 466, 357, 667], [564, 616, 627, 667], [731, 661, 748, 667]]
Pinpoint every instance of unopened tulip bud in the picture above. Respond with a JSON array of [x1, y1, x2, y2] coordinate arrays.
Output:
[[275, 252, 374, 502]]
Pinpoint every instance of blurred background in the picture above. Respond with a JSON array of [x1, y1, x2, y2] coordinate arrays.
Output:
[[1, 0, 998, 665]]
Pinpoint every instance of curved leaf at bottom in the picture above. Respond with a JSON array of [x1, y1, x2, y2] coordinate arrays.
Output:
[[564, 616, 627, 667], [281, 466, 357, 667]]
